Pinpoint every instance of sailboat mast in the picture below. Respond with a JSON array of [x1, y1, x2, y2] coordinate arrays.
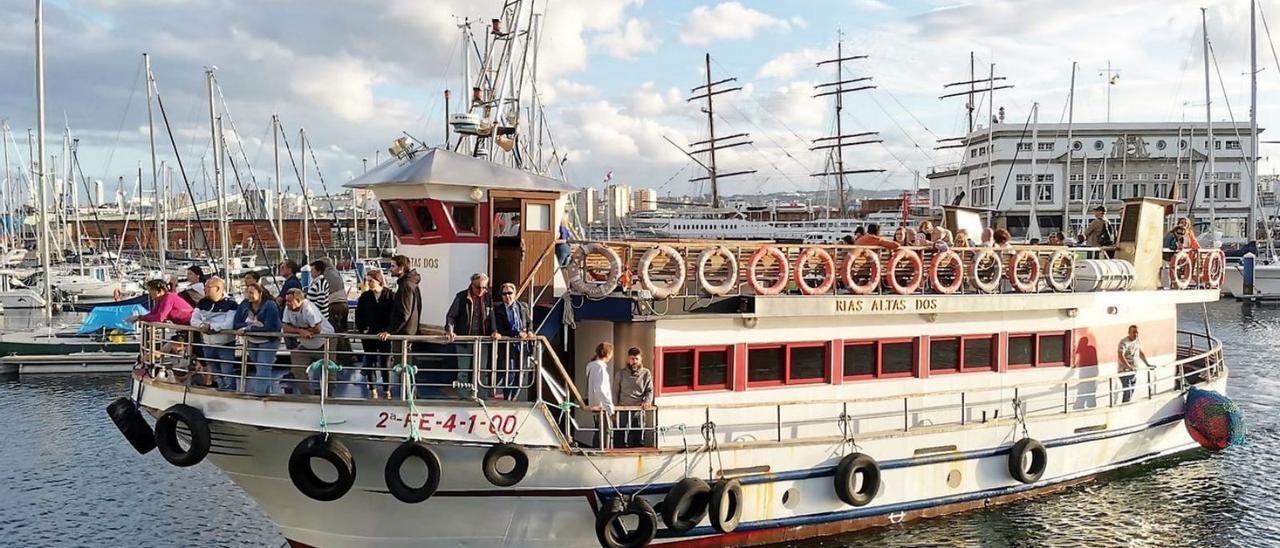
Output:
[[301, 128, 311, 262], [1250, 0, 1261, 248], [144, 54, 165, 269], [1202, 8, 1216, 227], [34, 0, 53, 317], [2, 121, 10, 242], [273, 114, 282, 258], [1063, 62, 1076, 233], [1029, 102, 1040, 240], [704, 53, 720, 209], [834, 38, 846, 218]]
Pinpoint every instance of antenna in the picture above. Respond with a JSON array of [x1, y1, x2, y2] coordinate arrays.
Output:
[[810, 32, 884, 218], [686, 53, 753, 209]]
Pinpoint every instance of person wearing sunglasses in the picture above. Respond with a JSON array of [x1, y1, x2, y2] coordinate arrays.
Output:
[[491, 282, 533, 401]]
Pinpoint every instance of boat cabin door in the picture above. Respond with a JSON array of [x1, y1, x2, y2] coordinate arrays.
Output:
[[489, 191, 558, 298]]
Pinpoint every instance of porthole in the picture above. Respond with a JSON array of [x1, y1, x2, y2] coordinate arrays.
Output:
[[1157, 139, 1167, 151], [1180, 139, 1188, 150], [1093, 140, 1104, 151], [782, 487, 799, 509], [1072, 140, 1082, 151], [947, 469, 962, 489]]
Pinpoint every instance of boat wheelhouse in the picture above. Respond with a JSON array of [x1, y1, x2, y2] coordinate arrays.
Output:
[[109, 146, 1238, 548]]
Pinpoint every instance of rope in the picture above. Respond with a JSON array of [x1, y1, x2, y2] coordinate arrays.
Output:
[[393, 361, 422, 442], [309, 359, 346, 435]]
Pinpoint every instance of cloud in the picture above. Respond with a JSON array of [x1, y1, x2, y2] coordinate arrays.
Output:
[[757, 48, 824, 80], [626, 82, 684, 117], [679, 2, 796, 46], [852, 0, 892, 12], [593, 18, 660, 60]]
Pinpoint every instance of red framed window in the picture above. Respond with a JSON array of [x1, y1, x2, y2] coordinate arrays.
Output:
[[1007, 331, 1070, 368], [660, 346, 732, 392], [842, 338, 918, 380], [930, 335, 997, 374], [747, 343, 829, 386], [379, 199, 487, 244], [381, 201, 415, 239]]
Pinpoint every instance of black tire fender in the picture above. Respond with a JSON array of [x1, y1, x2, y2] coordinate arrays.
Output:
[[153, 404, 210, 467], [661, 477, 711, 533], [482, 443, 529, 487], [595, 496, 658, 548], [834, 452, 881, 507], [107, 397, 155, 455], [1008, 438, 1048, 484], [288, 434, 356, 501], [384, 442, 441, 503], [709, 478, 743, 534]]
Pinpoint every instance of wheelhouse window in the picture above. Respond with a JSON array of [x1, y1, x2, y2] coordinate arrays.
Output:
[[412, 203, 438, 233], [842, 339, 917, 380], [1008, 331, 1070, 368], [748, 343, 829, 386], [661, 347, 732, 392], [381, 201, 414, 238]]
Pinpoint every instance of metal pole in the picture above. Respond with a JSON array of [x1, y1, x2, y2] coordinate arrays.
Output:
[[35, 0, 53, 317], [1063, 61, 1076, 232], [301, 128, 311, 262], [273, 114, 283, 259], [2, 121, 10, 243], [145, 53, 164, 269], [1250, 0, 1261, 248], [218, 116, 232, 289], [205, 67, 222, 272], [705, 53, 720, 209], [1203, 8, 1216, 230]]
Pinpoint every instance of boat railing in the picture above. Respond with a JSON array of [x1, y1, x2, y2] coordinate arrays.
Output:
[[568, 239, 1224, 301], [647, 329, 1223, 450]]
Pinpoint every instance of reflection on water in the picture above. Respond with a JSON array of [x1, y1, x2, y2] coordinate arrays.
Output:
[[0, 301, 1276, 547]]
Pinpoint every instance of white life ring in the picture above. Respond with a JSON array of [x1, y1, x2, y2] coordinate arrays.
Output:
[[929, 250, 964, 294], [1169, 250, 1193, 290], [794, 247, 836, 295], [697, 246, 739, 296], [841, 247, 880, 295], [884, 248, 923, 295], [747, 246, 790, 295], [569, 243, 621, 299], [1203, 250, 1225, 289], [968, 248, 1002, 293], [1044, 249, 1076, 292], [1007, 250, 1040, 293], [638, 245, 686, 299]]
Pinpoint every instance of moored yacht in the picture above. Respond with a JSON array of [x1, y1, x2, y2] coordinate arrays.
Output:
[[107, 145, 1242, 548]]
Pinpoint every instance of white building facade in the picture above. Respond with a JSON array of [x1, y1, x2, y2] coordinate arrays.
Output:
[[927, 122, 1260, 243]]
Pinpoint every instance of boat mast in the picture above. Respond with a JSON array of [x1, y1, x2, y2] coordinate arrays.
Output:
[[2, 120, 10, 245], [1202, 8, 1216, 232], [34, 0, 53, 317], [1028, 102, 1040, 241], [206, 67, 232, 282], [1063, 61, 1076, 233], [145, 53, 165, 270], [686, 54, 752, 210], [301, 128, 311, 262], [812, 34, 882, 219], [273, 114, 282, 259], [1250, 0, 1266, 256]]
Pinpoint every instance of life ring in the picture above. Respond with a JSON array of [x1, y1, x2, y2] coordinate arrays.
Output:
[[709, 478, 744, 533], [384, 441, 441, 503], [661, 477, 711, 533], [1008, 438, 1048, 484], [1168, 250, 1194, 290], [696, 246, 739, 296], [482, 443, 529, 487], [1204, 250, 1225, 289], [834, 452, 881, 507], [928, 250, 964, 295], [289, 434, 357, 501], [747, 246, 790, 295], [794, 247, 836, 295], [637, 245, 686, 299], [1007, 250, 1041, 293], [106, 396, 156, 455], [153, 404, 210, 467], [595, 497, 658, 548], [968, 248, 1002, 293], [841, 247, 881, 295], [884, 248, 923, 295], [569, 243, 622, 299], [1044, 249, 1076, 292]]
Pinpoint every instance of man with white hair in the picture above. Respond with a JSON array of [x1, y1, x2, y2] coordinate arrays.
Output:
[[444, 273, 491, 397], [191, 276, 239, 390]]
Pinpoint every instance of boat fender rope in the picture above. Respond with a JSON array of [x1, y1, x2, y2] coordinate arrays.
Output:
[[395, 363, 422, 442], [1007, 438, 1048, 484]]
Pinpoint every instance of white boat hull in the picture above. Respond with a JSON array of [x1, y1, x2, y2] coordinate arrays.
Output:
[[1222, 262, 1280, 298]]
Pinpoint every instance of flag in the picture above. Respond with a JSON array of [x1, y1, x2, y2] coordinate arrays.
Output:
[[603, 170, 613, 183], [1165, 170, 1181, 216]]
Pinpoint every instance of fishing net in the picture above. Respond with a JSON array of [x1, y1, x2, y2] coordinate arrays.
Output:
[[1184, 387, 1246, 450]]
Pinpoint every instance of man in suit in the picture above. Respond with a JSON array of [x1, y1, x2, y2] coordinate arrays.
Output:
[[491, 282, 533, 400]]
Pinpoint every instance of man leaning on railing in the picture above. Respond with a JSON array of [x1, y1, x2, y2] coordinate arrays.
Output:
[[282, 289, 335, 396], [614, 347, 654, 449], [491, 282, 534, 401], [585, 343, 614, 449]]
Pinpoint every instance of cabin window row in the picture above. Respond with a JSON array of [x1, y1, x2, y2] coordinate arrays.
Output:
[[659, 331, 1071, 392], [380, 199, 484, 244]]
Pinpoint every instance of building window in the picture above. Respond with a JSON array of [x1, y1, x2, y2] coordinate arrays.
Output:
[[1131, 184, 1147, 198], [1038, 142, 1054, 151], [661, 347, 732, 392], [1111, 185, 1124, 200], [748, 343, 829, 386], [1094, 140, 1104, 151], [1224, 182, 1241, 200], [1036, 174, 1054, 182], [843, 339, 917, 379], [1226, 140, 1241, 150], [1179, 172, 1190, 180], [1153, 183, 1169, 198], [1204, 184, 1217, 199], [1180, 183, 1190, 199], [1008, 332, 1071, 369], [1090, 185, 1105, 201], [1016, 184, 1032, 202], [1090, 173, 1103, 181], [1111, 173, 1124, 181], [1017, 142, 1032, 152], [1134, 173, 1147, 181], [1016, 174, 1032, 183], [1214, 140, 1221, 150], [1069, 173, 1084, 182], [1038, 184, 1054, 201], [1069, 183, 1084, 201], [1157, 139, 1167, 150]]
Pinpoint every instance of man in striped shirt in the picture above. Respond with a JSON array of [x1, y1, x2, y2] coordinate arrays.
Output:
[[307, 260, 331, 318]]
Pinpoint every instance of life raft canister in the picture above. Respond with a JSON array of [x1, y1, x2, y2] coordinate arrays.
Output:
[[747, 246, 790, 295], [696, 246, 739, 296], [884, 248, 923, 295], [928, 250, 964, 294], [637, 245, 686, 299], [1007, 250, 1041, 293], [841, 247, 881, 295], [794, 247, 836, 295]]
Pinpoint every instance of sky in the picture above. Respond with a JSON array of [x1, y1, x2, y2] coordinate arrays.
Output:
[[1, 0, 1278, 205]]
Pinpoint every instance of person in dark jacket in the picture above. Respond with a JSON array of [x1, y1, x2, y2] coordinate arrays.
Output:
[[490, 282, 533, 400], [444, 272, 490, 397], [379, 255, 421, 340], [356, 270, 395, 398]]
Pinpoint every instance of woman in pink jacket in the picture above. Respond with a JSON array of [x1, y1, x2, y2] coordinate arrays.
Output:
[[128, 279, 194, 325]]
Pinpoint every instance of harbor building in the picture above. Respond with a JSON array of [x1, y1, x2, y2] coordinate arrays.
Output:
[[927, 122, 1260, 243]]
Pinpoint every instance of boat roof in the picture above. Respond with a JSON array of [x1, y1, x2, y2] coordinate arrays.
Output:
[[344, 147, 576, 193]]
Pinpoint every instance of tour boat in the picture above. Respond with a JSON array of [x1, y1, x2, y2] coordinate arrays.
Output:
[[107, 146, 1241, 548]]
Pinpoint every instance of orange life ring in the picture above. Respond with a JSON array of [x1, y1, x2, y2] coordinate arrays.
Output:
[[967, 248, 1002, 293], [747, 246, 789, 295], [884, 249, 923, 295], [1169, 250, 1194, 290], [1204, 250, 1225, 289], [1006, 250, 1040, 293], [794, 247, 836, 295], [1044, 250, 1076, 292], [841, 247, 880, 295], [929, 250, 964, 294]]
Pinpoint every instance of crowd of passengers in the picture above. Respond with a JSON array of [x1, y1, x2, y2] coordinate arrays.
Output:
[[129, 254, 539, 400]]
